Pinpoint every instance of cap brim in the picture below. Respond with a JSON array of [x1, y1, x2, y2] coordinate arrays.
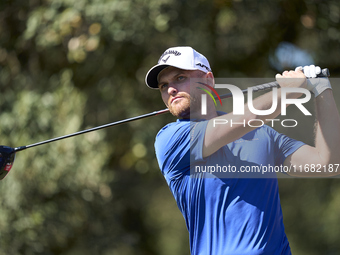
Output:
[[145, 64, 170, 89]]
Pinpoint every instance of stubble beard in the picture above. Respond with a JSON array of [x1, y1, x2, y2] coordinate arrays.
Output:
[[168, 94, 190, 118], [168, 94, 200, 119]]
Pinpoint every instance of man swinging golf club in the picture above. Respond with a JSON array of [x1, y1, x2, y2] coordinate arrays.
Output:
[[145, 46, 340, 254]]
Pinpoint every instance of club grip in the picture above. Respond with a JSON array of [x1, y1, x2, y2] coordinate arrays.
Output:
[[319, 68, 330, 77]]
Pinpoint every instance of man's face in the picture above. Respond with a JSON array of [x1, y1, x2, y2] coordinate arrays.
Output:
[[157, 67, 206, 119]]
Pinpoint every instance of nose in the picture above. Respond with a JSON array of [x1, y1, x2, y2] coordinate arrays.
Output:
[[168, 84, 178, 96]]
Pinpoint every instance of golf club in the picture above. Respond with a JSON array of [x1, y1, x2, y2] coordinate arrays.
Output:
[[0, 68, 330, 180]]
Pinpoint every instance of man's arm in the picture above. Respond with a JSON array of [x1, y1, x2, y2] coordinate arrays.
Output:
[[285, 88, 340, 177], [202, 70, 307, 158]]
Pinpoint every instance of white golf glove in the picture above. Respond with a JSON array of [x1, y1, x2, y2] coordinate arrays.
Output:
[[295, 65, 332, 97]]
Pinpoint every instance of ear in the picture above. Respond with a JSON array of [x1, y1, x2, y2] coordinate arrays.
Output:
[[205, 72, 215, 88]]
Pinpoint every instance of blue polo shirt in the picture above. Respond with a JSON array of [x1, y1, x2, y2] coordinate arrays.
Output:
[[155, 118, 304, 255]]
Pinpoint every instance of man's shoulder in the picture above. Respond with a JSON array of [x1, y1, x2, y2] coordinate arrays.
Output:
[[154, 120, 192, 160], [248, 124, 280, 138], [157, 119, 190, 136]]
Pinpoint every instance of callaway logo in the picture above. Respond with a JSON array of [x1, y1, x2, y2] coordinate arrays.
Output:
[[158, 50, 181, 63], [161, 56, 170, 63], [196, 63, 211, 72]]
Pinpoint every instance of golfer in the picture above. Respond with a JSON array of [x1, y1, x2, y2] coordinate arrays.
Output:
[[145, 46, 340, 254]]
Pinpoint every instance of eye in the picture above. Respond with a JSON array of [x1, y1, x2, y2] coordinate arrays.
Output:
[[177, 75, 186, 81], [159, 83, 168, 90]]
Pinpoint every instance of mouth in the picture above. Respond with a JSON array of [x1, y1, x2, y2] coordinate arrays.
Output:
[[170, 96, 183, 104]]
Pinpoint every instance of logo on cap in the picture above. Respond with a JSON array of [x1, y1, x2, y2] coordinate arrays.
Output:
[[161, 56, 170, 63], [196, 63, 211, 72], [158, 50, 182, 63]]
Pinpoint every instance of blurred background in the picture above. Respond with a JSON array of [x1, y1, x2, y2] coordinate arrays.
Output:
[[1, 0, 340, 254]]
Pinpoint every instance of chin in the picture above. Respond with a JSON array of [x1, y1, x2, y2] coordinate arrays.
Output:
[[169, 102, 191, 118], [169, 107, 190, 118]]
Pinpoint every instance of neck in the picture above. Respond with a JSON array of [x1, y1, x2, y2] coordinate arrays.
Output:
[[183, 101, 218, 120]]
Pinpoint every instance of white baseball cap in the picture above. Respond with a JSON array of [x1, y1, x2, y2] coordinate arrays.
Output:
[[145, 46, 212, 89]]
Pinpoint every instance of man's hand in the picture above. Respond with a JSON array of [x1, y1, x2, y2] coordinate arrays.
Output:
[[295, 65, 332, 97], [275, 69, 307, 101], [275, 69, 307, 89]]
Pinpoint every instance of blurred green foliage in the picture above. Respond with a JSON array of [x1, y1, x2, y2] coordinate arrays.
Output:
[[0, 0, 340, 254]]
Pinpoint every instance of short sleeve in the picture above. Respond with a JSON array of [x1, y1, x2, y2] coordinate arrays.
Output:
[[190, 120, 209, 162], [268, 126, 306, 166], [154, 119, 209, 183], [154, 121, 191, 183]]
